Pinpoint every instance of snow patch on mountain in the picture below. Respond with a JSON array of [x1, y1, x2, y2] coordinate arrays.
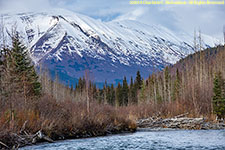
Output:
[[0, 9, 221, 84]]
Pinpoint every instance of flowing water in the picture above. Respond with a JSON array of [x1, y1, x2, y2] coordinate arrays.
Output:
[[20, 129, 225, 150]]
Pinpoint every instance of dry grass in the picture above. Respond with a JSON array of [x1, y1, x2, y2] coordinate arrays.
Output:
[[0, 94, 137, 148], [0, 92, 217, 149]]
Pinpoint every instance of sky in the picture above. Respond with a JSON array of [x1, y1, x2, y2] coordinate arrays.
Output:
[[0, 0, 225, 41]]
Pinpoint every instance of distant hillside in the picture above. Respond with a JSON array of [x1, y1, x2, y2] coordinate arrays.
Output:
[[38, 44, 225, 118], [140, 45, 225, 116]]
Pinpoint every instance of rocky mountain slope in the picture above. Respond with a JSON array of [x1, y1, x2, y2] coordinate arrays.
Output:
[[0, 9, 220, 85]]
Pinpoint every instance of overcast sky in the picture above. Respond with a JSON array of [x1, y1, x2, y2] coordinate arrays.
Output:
[[0, 0, 224, 40]]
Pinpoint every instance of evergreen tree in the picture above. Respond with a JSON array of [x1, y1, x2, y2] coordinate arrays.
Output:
[[147, 75, 155, 102], [128, 76, 133, 103], [92, 84, 98, 101], [135, 70, 143, 90], [107, 84, 115, 106], [0, 34, 41, 127], [213, 72, 225, 119], [156, 75, 163, 103], [97, 88, 104, 104], [139, 80, 146, 104], [29, 67, 41, 96], [130, 76, 133, 89], [172, 68, 181, 101], [129, 76, 138, 104], [3, 35, 41, 100], [164, 66, 171, 101], [77, 77, 84, 92], [122, 76, 129, 106], [116, 83, 123, 107], [106, 85, 111, 104]]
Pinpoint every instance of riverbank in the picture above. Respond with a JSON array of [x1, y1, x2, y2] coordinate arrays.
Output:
[[0, 96, 136, 149], [1, 111, 224, 150], [137, 113, 225, 130], [0, 124, 136, 149]]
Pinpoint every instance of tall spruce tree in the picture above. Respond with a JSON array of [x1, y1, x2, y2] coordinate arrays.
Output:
[[172, 68, 181, 101], [106, 85, 111, 104], [116, 83, 123, 106], [164, 66, 171, 101], [213, 72, 225, 119], [135, 70, 143, 90], [129, 76, 138, 104], [139, 80, 146, 104], [9, 34, 41, 100], [108, 84, 115, 106], [0, 34, 41, 127], [122, 76, 129, 106]]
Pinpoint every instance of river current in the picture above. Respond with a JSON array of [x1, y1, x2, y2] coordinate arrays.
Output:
[[20, 129, 225, 150]]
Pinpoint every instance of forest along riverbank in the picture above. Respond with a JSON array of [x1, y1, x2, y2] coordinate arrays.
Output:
[[137, 113, 225, 130], [0, 122, 136, 149]]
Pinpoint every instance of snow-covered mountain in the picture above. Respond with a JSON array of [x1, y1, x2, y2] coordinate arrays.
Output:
[[0, 9, 220, 85]]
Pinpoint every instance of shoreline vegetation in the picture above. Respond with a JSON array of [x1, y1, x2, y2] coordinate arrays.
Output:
[[0, 34, 225, 149], [1, 106, 225, 150], [0, 109, 225, 149], [0, 98, 137, 149]]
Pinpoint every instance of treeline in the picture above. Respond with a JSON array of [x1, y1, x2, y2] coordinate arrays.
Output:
[[140, 45, 225, 118], [40, 45, 225, 119], [40, 70, 143, 107]]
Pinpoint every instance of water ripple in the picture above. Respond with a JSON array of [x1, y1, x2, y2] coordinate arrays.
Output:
[[20, 130, 225, 150]]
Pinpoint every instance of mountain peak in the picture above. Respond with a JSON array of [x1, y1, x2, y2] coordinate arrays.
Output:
[[0, 11, 221, 85]]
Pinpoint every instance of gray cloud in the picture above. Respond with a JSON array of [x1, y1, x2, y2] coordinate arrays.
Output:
[[160, 4, 225, 39], [0, 0, 51, 13], [0, 0, 224, 40]]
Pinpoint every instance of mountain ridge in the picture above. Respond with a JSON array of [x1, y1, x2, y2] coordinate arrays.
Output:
[[0, 9, 221, 85]]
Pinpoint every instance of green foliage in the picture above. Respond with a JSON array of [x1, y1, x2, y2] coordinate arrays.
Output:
[[77, 77, 86, 93], [116, 83, 123, 106], [129, 76, 138, 104], [13, 35, 41, 97], [122, 77, 129, 106], [105, 84, 115, 106], [172, 68, 181, 101], [213, 72, 225, 119], [0, 34, 41, 101], [135, 70, 143, 90], [164, 66, 171, 101], [29, 67, 41, 96], [139, 80, 147, 103]]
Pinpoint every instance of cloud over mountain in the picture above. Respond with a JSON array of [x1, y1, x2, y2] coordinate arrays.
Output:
[[0, 0, 224, 40]]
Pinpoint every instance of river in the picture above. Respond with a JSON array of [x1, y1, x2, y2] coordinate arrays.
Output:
[[20, 129, 225, 150]]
